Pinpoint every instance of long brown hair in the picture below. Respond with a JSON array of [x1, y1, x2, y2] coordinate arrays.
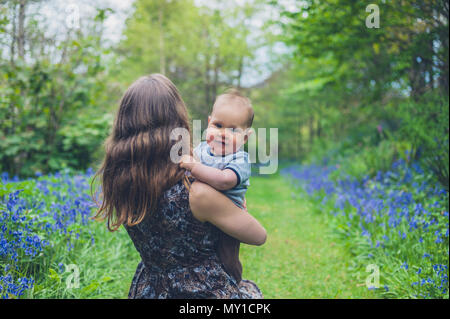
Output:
[[91, 74, 191, 231]]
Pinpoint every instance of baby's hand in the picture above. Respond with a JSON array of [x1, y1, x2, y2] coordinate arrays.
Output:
[[180, 155, 198, 171]]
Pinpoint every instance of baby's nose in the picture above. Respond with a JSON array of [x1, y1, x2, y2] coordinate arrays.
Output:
[[221, 129, 232, 138]]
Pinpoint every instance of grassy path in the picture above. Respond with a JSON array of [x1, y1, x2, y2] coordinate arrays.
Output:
[[70, 173, 378, 298], [240, 174, 377, 298]]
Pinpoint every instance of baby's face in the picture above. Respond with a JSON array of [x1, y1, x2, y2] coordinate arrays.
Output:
[[206, 102, 249, 156]]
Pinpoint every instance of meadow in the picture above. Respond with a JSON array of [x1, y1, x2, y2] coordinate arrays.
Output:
[[1, 158, 447, 298], [0, 0, 448, 300]]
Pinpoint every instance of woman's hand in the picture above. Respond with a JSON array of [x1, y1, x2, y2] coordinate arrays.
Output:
[[189, 181, 266, 246]]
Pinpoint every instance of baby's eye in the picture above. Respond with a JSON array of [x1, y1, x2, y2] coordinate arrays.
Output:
[[215, 123, 222, 128]]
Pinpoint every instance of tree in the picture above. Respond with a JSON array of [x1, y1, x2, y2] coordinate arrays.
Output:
[[0, 1, 115, 176], [114, 0, 259, 122]]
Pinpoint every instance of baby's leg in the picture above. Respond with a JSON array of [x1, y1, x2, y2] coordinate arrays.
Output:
[[218, 231, 242, 283]]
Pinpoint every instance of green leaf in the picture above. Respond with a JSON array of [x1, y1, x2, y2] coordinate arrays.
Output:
[[81, 281, 100, 295], [48, 268, 61, 283]]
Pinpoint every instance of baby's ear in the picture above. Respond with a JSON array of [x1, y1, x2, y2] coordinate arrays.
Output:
[[245, 127, 255, 138], [207, 116, 211, 124], [243, 128, 254, 143]]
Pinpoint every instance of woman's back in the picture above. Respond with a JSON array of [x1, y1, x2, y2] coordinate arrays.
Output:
[[124, 177, 261, 298], [94, 74, 264, 299]]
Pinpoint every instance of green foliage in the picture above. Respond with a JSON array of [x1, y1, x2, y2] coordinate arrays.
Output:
[[0, 6, 115, 178], [115, 0, 262, 121], [251, 0, 449, 179], [391, 93, 449, 191], [57, 112, 113, 171], [0, 59, 112, 177]]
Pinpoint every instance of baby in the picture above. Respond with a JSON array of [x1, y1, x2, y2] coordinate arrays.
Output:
[[180, 89, 254, 283]]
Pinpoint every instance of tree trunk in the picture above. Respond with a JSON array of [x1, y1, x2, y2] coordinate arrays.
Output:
[[17, 0, 26, 59], [212, 53, 219, 99], [237, 56, 244, 89], [317, 117, 322, 139], [158, 8, 166, 75], [409, 55, 426, 101], [438, 22, 449, 95], [308, 115, 314, 149], [203, 29, 211, 118], [10, 3, 17, 65]]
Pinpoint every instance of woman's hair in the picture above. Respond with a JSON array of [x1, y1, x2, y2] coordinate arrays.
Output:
[[91, 74, 191, 231]]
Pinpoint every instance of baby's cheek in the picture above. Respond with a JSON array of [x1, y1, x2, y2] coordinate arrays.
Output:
[[234, 134, 245, 147], [206, 128, 216, 142], [229, 135, 238, 151]]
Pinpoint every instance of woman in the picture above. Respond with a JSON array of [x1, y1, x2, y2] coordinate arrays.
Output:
[[93, 74, 266, 298]]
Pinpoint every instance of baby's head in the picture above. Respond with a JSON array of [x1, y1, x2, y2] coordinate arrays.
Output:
[[206, 89, 254, 156]]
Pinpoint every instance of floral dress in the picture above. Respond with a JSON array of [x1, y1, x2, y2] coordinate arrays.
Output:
[[124, 177, 263, 299]]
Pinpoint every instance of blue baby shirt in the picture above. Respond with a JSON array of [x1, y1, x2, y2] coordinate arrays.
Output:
[[193, 141, 250, 209]]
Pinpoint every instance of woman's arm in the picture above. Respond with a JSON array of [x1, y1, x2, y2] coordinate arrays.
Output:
[[188, 181, 267, 246]]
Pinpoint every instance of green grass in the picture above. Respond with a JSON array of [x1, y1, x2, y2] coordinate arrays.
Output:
[[30, 222, 139, 298], [241, 174, 377, 298], [28, 173, 377, 298]]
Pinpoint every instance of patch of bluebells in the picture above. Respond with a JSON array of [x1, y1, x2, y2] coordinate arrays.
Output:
[[0, 273, 34, 299], [0, 168, 96, 298], [282, 158, 449, 298]]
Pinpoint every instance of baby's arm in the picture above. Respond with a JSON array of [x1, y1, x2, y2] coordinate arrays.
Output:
[[191, 164, 237, 191], [180, 155, 237, 191]]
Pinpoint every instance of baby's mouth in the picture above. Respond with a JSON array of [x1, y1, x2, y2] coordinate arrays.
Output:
[[212, 138, 227, 147]]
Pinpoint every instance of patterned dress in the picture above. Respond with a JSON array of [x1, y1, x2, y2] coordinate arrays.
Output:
[[124, 177, 263, 299]]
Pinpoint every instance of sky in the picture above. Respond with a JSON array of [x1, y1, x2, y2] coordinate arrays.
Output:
[[102, 0, 135, 44], [35, 0, 134, 44]]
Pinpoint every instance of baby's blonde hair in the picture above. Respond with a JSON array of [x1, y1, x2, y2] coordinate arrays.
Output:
[[212, 88, 254, 128]]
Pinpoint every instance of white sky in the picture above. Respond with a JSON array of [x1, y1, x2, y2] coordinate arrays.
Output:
[[102, 0, 135, 43], [35, 0, 134, 44]]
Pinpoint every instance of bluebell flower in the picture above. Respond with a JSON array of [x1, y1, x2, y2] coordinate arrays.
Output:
[[280, 159, 448, 297]]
